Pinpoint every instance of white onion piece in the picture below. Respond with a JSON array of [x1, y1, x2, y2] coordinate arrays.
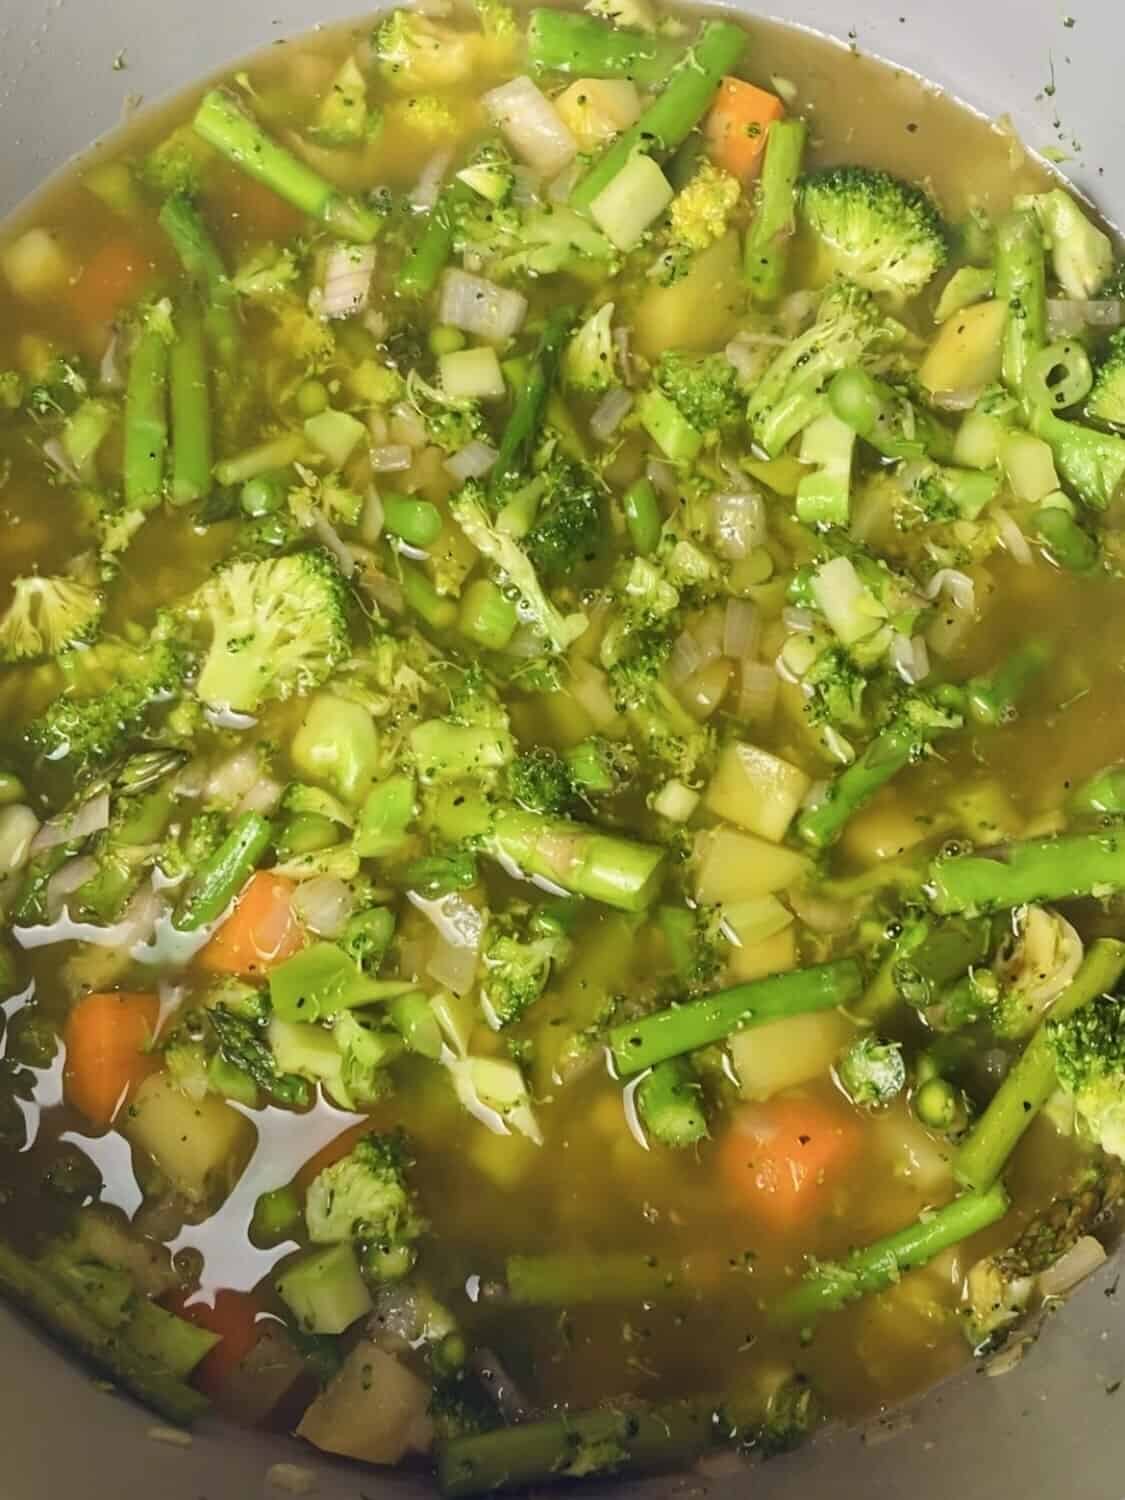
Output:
[[786, 883, 854, 935], [42, 437, 81, 483], [206, 749, 262, 807], [568, 659, 618, 729], [778, 289, 818, 335], [409, 890, 486, 951], [45, 855, 98, 918], [994, 506, 1033, 565], [712, 490, 766, 559], [427, 933, 479, 995], [237, 777, 285, 816], [444, 440, 499, 482], [925, 567, 976, 612], [782, 605, 814, 634], [929, 385, 985, 412], [613, 325, 632, 385], [390, 402, 428, 448], [547, 160, 582, 204], [359, 488, 385, 544], [589, 387, 633, 444], [409, 149, 452, 212], [1037, 1235, 1106, 1299], [99, 332, 123, 390], [32, 790, 109, 854], [1048, 297, 1124, 335], [723, 598, 760, 660], [439, 268, 528, 340], [890, 632, 930, 685], [510, 166, 542, 207], [320, 243, 375, 319], [311, 514, 356, 578], [738, 660, 778, 723], [669, 628, 706, 684], [292, 876, 355, 938], [482, 76, 577, 177], [645, 458, 678, 497], [370, 444, 414, 474], [723, 333, 758, 383]]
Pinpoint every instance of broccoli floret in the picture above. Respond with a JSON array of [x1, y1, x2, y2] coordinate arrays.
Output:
[[450, 482, 588, 654], [522, 458, 603, 579], [480, 902, 573, 1027], [598, 556, 680, 669], [0, 576, 103, 663], [455, 200, 619, 282], [666, 160, 741, 253], [608, 637, 713, 779], [563, 302, 617, 394], [182, 548, 351, 714], [406, 372, 487, 456], [656, 904, 726, 996], [836, 1034, 906, 1108], [801, 643, 869, 734], [962, 1160, 1124, 1351], [310, 56, 382, 147], [655, 350, 743, 439], [746, 280, 904, 457], [139, 124, 214, 196], [374, 12, 483, 90], [387, 94, 460, 142], [1088, 329, 1125, 429], [1017, 188, 1114, 300], [305, 1131, 422, 1282], [507, 747, 577, 816], [231, 243, 302, 300], [798, 166, 948, 299], [1048, 995, 1125, 1159]]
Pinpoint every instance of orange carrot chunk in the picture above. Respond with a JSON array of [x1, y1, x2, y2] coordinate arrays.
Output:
[[164, 1288, 265, 1397], [705, 77, 785, 184], [63, 990, 161, 1129], [718, 1094, 861, 1230], [197, 871, 304, 978], [68, 238, 152, 328]]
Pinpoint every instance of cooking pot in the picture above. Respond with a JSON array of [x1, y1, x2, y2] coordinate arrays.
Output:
[[1, 1, 1122, 1496]]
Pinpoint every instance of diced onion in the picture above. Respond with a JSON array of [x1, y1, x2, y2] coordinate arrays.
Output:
[[389, 402, 428, 448], [311, 514, 356, 577], [292, 876, 355, 938], [993, 505, 1033, 565], [31, 789, 109, 853], [712, 490, 766, 560], [409, 148, 452, 212], [98, 332, 123, 390], [547, 160, 582, 204], [1037, 1235, 1106, 1299], [320, 243, 375, 319], [439, 268, 528, 340], [370, 444, 414, 473], [723, 598, 760, 660], [444, 440, 499, 482], [46, 855, 99, 919], [237, 777, 285, 816], [925, 568, 976, 612], [929, 385, 985, 412], [359, 488, 385, 544], [482, 76, 577, 177], [1048, 297, 1124, 335], [569, 658, 619, 729], [778, 289, 818, 335], [589, 386, 633, 443], [651, 780, 700, 823], [738, 660, 778, 723], [890, 631, 930, 685], [669, 628, 707, 684], [42, 437, 81, 483], [510, 166, 542, 207], [205, 749, 262, 807], [782, 605, 814, 634], [786, 883, 855, 935], [645, 458, 678, 497], [613, 325, 632, 386], [427, 934, 479, 995]]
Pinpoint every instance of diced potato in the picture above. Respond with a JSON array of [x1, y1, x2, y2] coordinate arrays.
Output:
[[1000, 430, 1059, 504], [729, 1009, 856, 1098], [871, 1102, 956, 1197], [123, 1071, 255, 1206], [1, 228, 74, 301], [632, 231, 743, 358], [297, 1342, 434, 1464], [704, 742, 811, 843], [725, 923, 798, 983], [947, 779, 1023, 842], [840, 794, 945, 865], [554, 79, 641, 150], [694, 826, 810, 903], [918, 299, 1006, 397]]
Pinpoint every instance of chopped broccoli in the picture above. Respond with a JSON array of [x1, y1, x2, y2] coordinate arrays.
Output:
[[310, 56, 382, 147], [1029, 403, 1125, 511], [522, 458, 603, 579], [836, 1034, 906, 1108], [455, 199, 619, 282], [746, 279, 904, 457], [507, 747, 577, 816], [563, 302, 617, 394], [798, 166, 949, 299], [182, 548, 351, 714], [138, 124, 214, 196], [1088, 329, 1125, 429], [1048, 994, 1125, 1159], [801, 643, 869, 734], [305, 1132, 422, 1280], [230, 243, 302, 300], [0, 576, 103, 663], [608, 638, 714, 780], [406, 372, 487, 456], [656, 903, 726, 996], [374, 12, 485, 91], [1018, 187, 1114, 301], [480, 902, 573, 1028], [26, 356, 89, 418], [666, 160, 741, 253], [655, 350, 743, 440], [387, 94, 459, 141]]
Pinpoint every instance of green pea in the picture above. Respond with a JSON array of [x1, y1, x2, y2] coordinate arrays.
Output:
[[429, 324, 466, 357], [296, 378, 330, 417], [240, 470, 288, 517]]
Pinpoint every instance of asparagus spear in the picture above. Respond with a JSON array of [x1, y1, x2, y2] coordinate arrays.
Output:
[[491, 806, 664, 913], [771, 1184, 1010, 1328], [397, 181, 473, 298], [743, 119, 807, 305], [965, 639, 1050, 727], [608, 958, 863, 1076], [124, 307, 172, 511], [157, 194, 240, 366], [635, 1058, 709, 1146], [954, 939, 1125, 1191], [569, 20, 747, 214], [491, 305, 576, 496], [0, 1238, 207, 1427], [168, 302, 212, 505], [526, 9, 684, 86], [174, 811, 273, 931], [928, 830, 1125, 915], [995, 207, 1047, 394], [193, 89, 383, 243]]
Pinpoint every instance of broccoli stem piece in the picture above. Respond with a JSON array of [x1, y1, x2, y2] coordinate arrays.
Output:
[[173, 811, 273, 931], [526, 9, 684, 87], [772, 1184, 1011, 1328], [827, 367, 952, 461], [995, 208, 1047, 394], [0, 1237, 207, 1427], [397, 182, 473, 298], [193, 89, 382, 243], [168, 303, 212, 506], [569, 20, 747, 214], [744, 119, 807, 305], [501, 1251, 700, 1306], [636, 1058, 708, 1146], [1033, 504, 1098, 571], [929, 831, 1125, 915], [965, 638, 1050, 727], [491, 306, 576, 495], [157, 195, 240, 366], [608, 958, 863, 1076], [954, 939, 1125, 1191], [124, 321, 171, 512], [796, 717, 954, 851]]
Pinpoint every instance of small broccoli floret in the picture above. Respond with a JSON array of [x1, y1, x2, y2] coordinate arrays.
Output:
[[608, 637, 714, 780], [1048, 994, 1125, 1159], [598, 556, 680, 670], [406, 372, 487, 456], [310, 56, 382, 147], [522, 458, 603, 579], [1018, 188, 1114, 301], [139, 124, 214, 197], [27, 356, 89, 418], [656, 904, 726, 996], [0, 576, 103, 663], [798, 166, 948, 299], [473, 0, 518, 40], [667, 160, 741, 253], [563, 302, 617, 394], [455, 199, 619, 282], [836, 1034, 906, 1109], [1088, 329, 1125, 429], [388, 94, 460, 141], [655, 350, 742, 440], [746, 279, 903, 457], [183, 548, 351, 714], [507, 747, 577, 816], [231, 243, 301, 300], [306, 1131, 423, 1281], [801, 643, 869, 734], [480, 902, 573, 1028], [747, 1373, 821, 1458], [375, 12, 483, 90]]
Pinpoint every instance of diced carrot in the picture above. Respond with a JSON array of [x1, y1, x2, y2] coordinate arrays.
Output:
[[223, 174, 305, 240], [705, 77, 785, 184], [68, 237, 152, 328], [717, 1094, 861, 1230], [63, 991, 160, 1129], [197, 872, 304, 978], [164, 1289, 265, 1397], [295, 1121, 372, 1190]]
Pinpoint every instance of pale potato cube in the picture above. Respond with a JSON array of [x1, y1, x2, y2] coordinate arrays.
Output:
[[840, 794, 943, 865], [124, 1071, 255, 1206], [632, 231, 743, 357], [919, 299, 1006, 397], [730, 1009, 856, 1098], [1, 228, 74, 301], [694, 826, 810, 903], [298, 1343, 433, 1465], [554, 78, 641, 150], [725, 924, 798, 983], [705, 741, 811, 843]]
